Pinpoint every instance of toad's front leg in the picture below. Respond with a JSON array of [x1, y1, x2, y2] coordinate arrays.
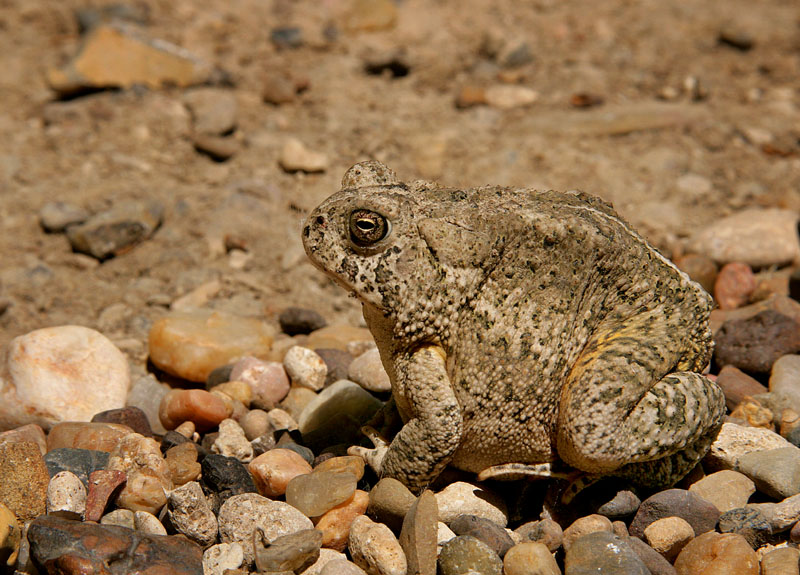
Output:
[[350, 344, 462, 494]]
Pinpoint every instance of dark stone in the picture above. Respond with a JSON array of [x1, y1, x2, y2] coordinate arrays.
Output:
[[713, 310, 800, 374], [629, 488, 720, 539], [278, 307, 327, 336], [254, 528, 322, 573], [44, 448, 110, 489], [363, 53, 411, 78], [565, 531, 649, 575], [718, 28, 754, 51], [300, 412, 364, 455], [718, 507, 773, 549], [315, 348, 354, 386], [270, 27, 304, 49], [193, 134, 239, 162], [789, 268, 800, 303], [596, 490, 641, 520], [92, 406, 152, 437], [200, 454, 257, 503], [515, 519, 563, 553], [450, 515, 514, 558], [624, 536, 678, 575], [160, 431, 191, 455], [206, 364, 233, 389], [274, 439, 314, 465], [28, 515, 202, 575]]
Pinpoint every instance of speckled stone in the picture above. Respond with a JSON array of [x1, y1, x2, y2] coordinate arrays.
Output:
[[349, 515, 408, 575], [319, 558, 368, 575], [203, 542, 244, 575], [0, 441, 49, 521], [706, 423, 793, 471], [46, 471, 87, 520], [0, 423, 47, 455], [283, 346, 328, 391], [514, 519, 563, 553], [717, 507, 773, 548], [629, 488, 719, 539], [253, 528, 322, 573], [168, 481, 218, 547], [562, 514, 613, 551], [564, 531, 649, 575], [714, 310, 800, 374], [399, 490, 438, 575], [211, 418, 253, 462], [673, 531, 758, 574], [201, 454, 257, 503], [437, 535, 502, 575]]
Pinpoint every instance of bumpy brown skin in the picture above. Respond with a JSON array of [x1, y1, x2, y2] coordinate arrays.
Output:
[[302, 161, 726, 494]]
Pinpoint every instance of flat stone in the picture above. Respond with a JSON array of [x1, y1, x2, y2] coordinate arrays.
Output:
[[688, 470, 755, 512], [399, 490, 438, 575], [761, 547, 800, 575], [0, 423, 47, 455], [92, 406, 153, 437], [629, 489, 719, 539], [298, 380, 382, 435], [253, 528, 322, 573], [0, 441, 49, 521], [44, 448, 110, 488], [707, 423, 793, 471], [47, 421, 134, 452], [438, 535, 502, 575], [717, 507, 772, 548], [748, 492, 800, 532], [349, 515, 408, 575], [319, 559, 368, 575], [673, 531, 758, 575], [564, 531, 649, 575], [285, 470, 357, 518], [770, 354, 800, 414], [368, 477, 417, 533], [736, 446, 800, 499], [193, 134, 239, 162]]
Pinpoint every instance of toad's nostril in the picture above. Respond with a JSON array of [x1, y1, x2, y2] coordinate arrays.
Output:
[[315, 215, 325, 226]]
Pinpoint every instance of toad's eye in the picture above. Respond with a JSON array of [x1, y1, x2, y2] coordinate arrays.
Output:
[[349, 209, 390, 246]]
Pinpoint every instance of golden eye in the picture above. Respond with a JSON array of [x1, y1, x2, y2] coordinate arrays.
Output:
[[349, 209, 390, 246]]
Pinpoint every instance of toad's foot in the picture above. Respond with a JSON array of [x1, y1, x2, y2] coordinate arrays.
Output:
[[347, 425, 389, 476], [477, 462, 583, 482]]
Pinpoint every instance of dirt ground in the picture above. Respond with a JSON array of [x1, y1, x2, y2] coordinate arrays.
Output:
[[0, 0, 798, 370]]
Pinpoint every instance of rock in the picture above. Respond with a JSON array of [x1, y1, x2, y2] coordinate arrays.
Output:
[[270, 27, 304, 49], [316, 348, 355, 386], [515, 519, 563, 553], [0, 441, 49, 521], [211, 380, 252, 407], [349, 515, 408, 575], [736, 446, 800, 498], [562, 514, 613, 551], [348, 348, 391, 393], [280, 307, 328, 336], [46, 471, 87, 520], [564, 531, 648, 575], [75, 3, 149, 32], [485, 85, 538, 109], [159, 389, 230, 432], [688, 470, 755, 512], [168, 481, 218, 547], [48, 421, 134, 452], [211, 419, 253, 462], [201, 454, 257, 502], [39, 201, 89, 233], [306, 325, 374, 352], [673, 531, 758, 574], [106, 433, 172, 515], [730, 396, 774, 428], [47, 24, 213, 96], [165, 442, 202, 486], [284, 346, 327, 391], [450, 514, 514, 558], [183, 88, 237, 136], [714, 310, 800, 374], [298, 379, 383, 435], [44, 448, 110, 489], [770, 355, 800, 413], [253, 528, 322, 573], [92, 406, 153, 437], [0, 502, 20, 567], [319, 559, 369, 575], [688, 208, 800, 268], [438, 535, 502, 575], [27, 515, 203, 575], [0, 423, 47, 455], [716, 366, 768, 411], [436, 482, 508, 528], [261, 71, 301, 105], [249, 448, 312, 498], [316, 490, 370, 551], [675, 253, 718, 294], [134, 510, 167, 536], [279, 138, 328, 173], [66, 199, 163, 260], [229, 357, 291, 409], [314, 455, 365, 480], [399, 490, 438, 575], [217, 493, 313, 565], [715, 262, 757, 310], [455, 86, 488, 108], [126, 374, 171, 435], [343, 0, 397, 32], [203, 542, 244, 575], [502, 541, 560, 575], [717, 506, 772, 548], [595, 489, 641, 519], [643, 516, 694, 561], [629, 489, 719, 539], [718, 27, 755, 51], [368, 477, 417, 533], [304, 548, 350, 575], [624, 535, 678, 575], [707, 422, 793, 471], [193, 134, 239, 162], [149, 309, 274, 383], [239, 409, 270, 441], [2, 325, 130, 429], [761, 547, 800, 575], [286, 470, 357, 518]]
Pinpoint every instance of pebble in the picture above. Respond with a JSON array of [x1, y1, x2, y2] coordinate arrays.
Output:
[[716, 365, 768, 411], [165, 442, 202, 486], [515, 519, 563, 553], [284, 346, 328, 391], [27, 514, 203, 575], [44, 448, 110, 488], [437, 535, 503, 575], [368, 477, 417, 533], [623, 535, 678, 575], [689, 208, 800, 268], [114, 467, 168, 514], [100, 508, 135, 529], [261, 71, 301, 105], [343, 0, 397, 31], [39, 201, 89, 232], [279, 307, 327, 336], [643, 516, 694, 561], [211, 419, 253, 462], [229, 356, 291, 408], [564, 531, 649, 575], [203, 542, 245, 575], [134, 509, 167, 536], [595, 489, 641, 519], [502, 541, 560, 575], [718, 26, 755, 51], [675, 253, 718, 294], [305, 548, 350, 575], [46, 24, 213, 95], [212, 380, 253, 407], [249, 448, 312, 497], [706, 422, 793, 471], [714, 310, 800, 374], [0, 423, 47, 455], [46, 471, 87, 520], [159, 389, 230, 432], [217, 493, 314, 565], [688, 470, 755, 512], [298, 379, 383, 435], [183, 88, 237, 136], [717, 506, 772, 548], [320, 559, 369, 575], [673, 531, 758, 574], [306, 325, 374, 352], [168, 481, 218, 547], [286, 470, 357, 518], [279, 138, 329, 173], [450, 514, 515, 558], [48, 421, 134, 452], [126, 374, 171, 435], [628, 489, 719, 539], [715, 262, 757, 310], [398, 490, 438, 575], [770, 355, 800, 414], [316, 348, 355, 385], [484, 85, 539, 109], [314, 455, 365, 480], [349, 515, 408, 575], [201, 454, 257, 502], [2, 325, 130, 428], [676, 173, 713, 197], [253, 528, 322, 573], [239, 409, 269, 441], [316, 490, 370, 551], [761, 547, 800, 575], [736, 446, 800, 499], [436, 481, 508, 527], [749, 493, 800, 531], [730, 396, 774, 429], [92, 406, 153, 437], [348, 348, 392, 392], [66, 199, 164, 260], [0, 441, 49, 521], [148, 309, 274, 383], [107, 433, 171, 514], [0, 502, 20, 567], [562, 514, 613, 551], [193, 134, 239, 162]]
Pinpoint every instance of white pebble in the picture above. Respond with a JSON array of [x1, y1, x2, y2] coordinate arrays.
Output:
[[348, 348, 391, 392], [283, 346, 328, 391], [212, 419, 254, 462], [203, 542, 244, 575], [46, 471, 86, 520], [436, 481, 509, 527], [169, 481, 218, 547], [134, 510, 167, 535], [349, 515, 407, 575]]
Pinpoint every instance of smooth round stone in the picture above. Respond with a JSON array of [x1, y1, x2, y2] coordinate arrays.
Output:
[[398, 490, 438, 575], [91, 406, 152, 437], [564, 531, 649, 575], [316, 490, 370, 551], [284, 346, 328, 391], [315, 348, 354, 386], [159, 389, 230, 432], [629, 489, 719, 539], [275, 439, 314, 465], [126, 374, 171, 435], [239, 409, 270, 441], [100, 508, 135, 529], [675, 253, 717, 294], [203, 542, 244, 575], [39, 200, 89, 232], [349, 515, 407, 575], [716, 365, 768, 411], [210, 381, 252, 407], [279, 138, 329, 173], [450, 514, 515, 558], [717, 507, 772, 548], [218, 493, 314, 565], [436, 482, 508, 527], [286, 470, 357, 518], [715, 262, 757, 310], [229, 357, 291, 409], [44, 448, 110, 488], [134, 510, 167, 536], [2, 326, 130, 428], [714, 310, 800, 374], [0, 423, 47, 455], [46, 470, 87, 519], [148, 309, 274, 383], [348, 348, 391, 393], [298, 380, 383, 435], [503, 542, 560, 575], [0, 502, 21, 567], [211, 419, 253, 462], [643, 516, 694, 561], [249, 448, 312, 498], [736, 446, 800, 499], [0, 441, 49, 521], [688, 470, 756, 512], [165, 442, 202, 486], [168, 481, 218, 547], [761, 547, 800, 575], [438, 535, 502, 575], [305, 325, 374, 352], [281, 385, 319, 422], [563, 514, 613, 551], [770, 355, 800, 413], [254, 528, 322, 573], [368, 477, 417, 533], [319, 559, 368, 575], [673, 532, 758, 574], [201, 454, 257, 501], [279, 307, 327, 336], [313, 455, 365, 481], [47, 421, 134, 452]]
